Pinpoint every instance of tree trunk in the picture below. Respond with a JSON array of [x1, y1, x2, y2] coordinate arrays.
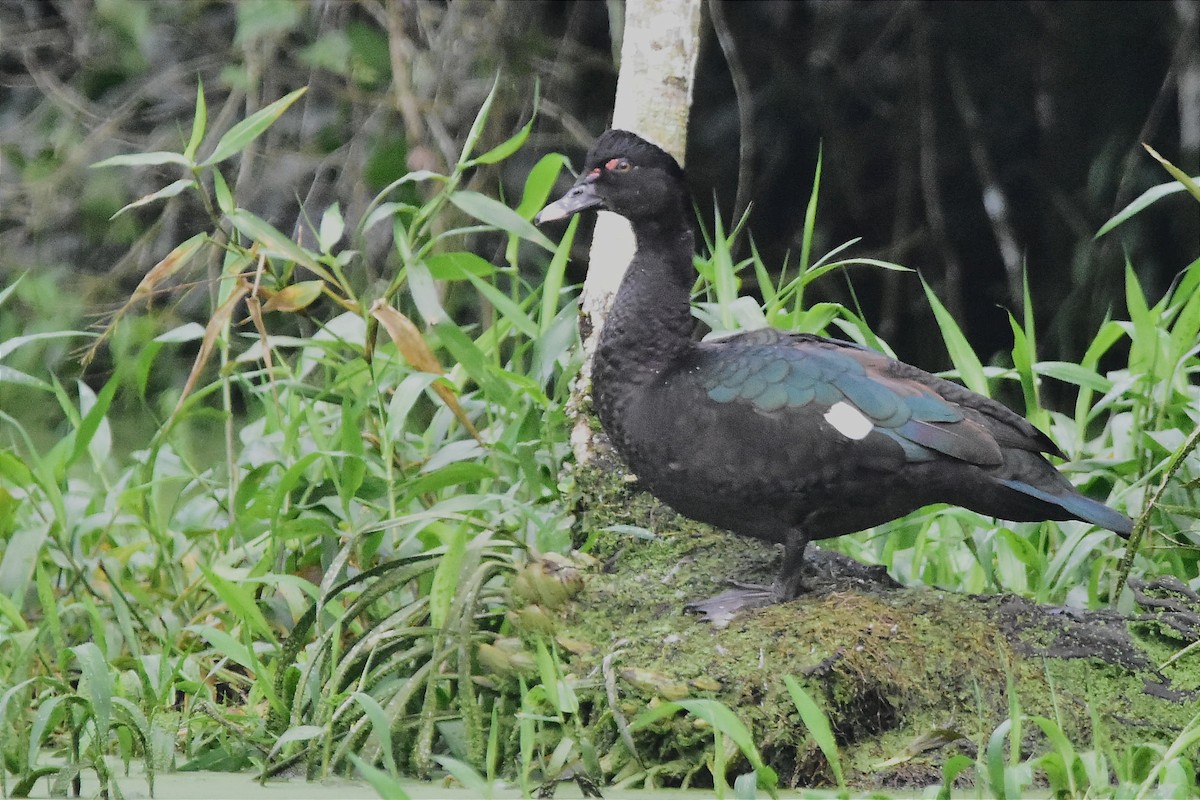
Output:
[[570, 0, 704, 465]]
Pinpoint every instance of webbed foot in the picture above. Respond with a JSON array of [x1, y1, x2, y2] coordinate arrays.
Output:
[[684, 585, 778, 627], [685, 575, 806, 627]]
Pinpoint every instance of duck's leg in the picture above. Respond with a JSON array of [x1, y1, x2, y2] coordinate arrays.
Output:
[[773, 528, 811, 600], [685, 528, 812, 626]]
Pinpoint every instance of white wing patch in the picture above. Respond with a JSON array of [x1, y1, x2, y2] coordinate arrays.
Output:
[[824, 401, 873, 440]]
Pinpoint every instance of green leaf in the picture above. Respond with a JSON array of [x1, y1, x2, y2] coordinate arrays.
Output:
[[540, 216, 578, 336], [710, 211, 738, 329], [1095, 177, 1196, 238], [434, 322, 513, 405], [1008, 314, 1042, 428], [449, 190, 556, 252], [0, 273, 24, 307], [406, 258, 447, 326], [1072, 320, 1127, 433], [783, 676, 847, 797], [1168, 255, 1200, 361], [429, 526, 467, 630], [425, 252, 496, 280], [469, 81, 539, 166], [69, 374, 119, 469], [235, 0, 302, 45], [1124, 261, 1157, 375], [110, 178, 197, 219], [92, 151, 191, 169], [459, 73, 501, 167], [461, 270, 539, 339], [1034, 361, 1112, 393], [0, 330, 89, 363], [317, 203, 344, 253], [351, 693, 399, 775], [267, 725, 324, 759], [268, 451, 324, 528], [799, 143, 822, 277], [70, 642, 113, 740], [432, 756, 492, 797], [937, 754, 975, 800], [184, 80, 207, 162], [200, 86, 307, 167], [187, 625, 268, 692], [631, 699, 779, 794], [0, 365, 49, 390], [921, 275, 989, 396], [213, 167, 233, 215], [154, 322, 206, 344], [516, 153, 569, 219], [1028, 716, 1079, 795], [349, 753, 413, 799], [229, 208, 335, 283], [199, 565, 277, 644], [1142, 144, 1200, 204], [534, 639, 564, 716], [986, 718, 1013, 799], [801, 257, 912, 288]]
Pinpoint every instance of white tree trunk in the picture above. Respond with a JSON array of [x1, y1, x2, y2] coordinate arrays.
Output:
[[572, 0, 703, 463]]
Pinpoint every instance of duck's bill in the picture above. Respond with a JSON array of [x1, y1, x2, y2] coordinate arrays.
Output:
[[534, 179, 603, 224]]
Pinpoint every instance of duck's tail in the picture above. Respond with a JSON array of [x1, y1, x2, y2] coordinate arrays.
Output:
[[1000, 478, 1133, 537]]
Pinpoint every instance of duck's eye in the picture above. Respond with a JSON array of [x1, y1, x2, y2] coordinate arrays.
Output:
[[605, 158, 632, 173]]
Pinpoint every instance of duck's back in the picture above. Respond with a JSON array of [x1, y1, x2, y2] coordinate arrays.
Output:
[[594, 327, 1127, 544]]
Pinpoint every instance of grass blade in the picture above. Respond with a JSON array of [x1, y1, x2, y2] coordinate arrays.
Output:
[[783, 676, 846, 797], [921, 275, 988, 395]]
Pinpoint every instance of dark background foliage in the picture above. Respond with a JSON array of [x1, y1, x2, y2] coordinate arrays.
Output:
[[1, 0, 1195, 374]]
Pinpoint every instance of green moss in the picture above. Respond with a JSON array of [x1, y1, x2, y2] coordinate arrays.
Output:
[[543, 462, 1200, 790]]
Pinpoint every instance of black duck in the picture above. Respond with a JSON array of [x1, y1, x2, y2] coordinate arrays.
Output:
[[536, 129, 1131, 610]]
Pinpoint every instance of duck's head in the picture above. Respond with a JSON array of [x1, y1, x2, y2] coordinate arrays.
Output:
[[535, 129, 687, 226]]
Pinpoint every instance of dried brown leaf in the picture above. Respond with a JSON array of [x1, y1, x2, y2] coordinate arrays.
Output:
[[166, 283, 250, 429], [369, 299, 482, 443]]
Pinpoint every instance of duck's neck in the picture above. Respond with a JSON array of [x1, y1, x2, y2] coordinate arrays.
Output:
[[594, 216, 696, 391]]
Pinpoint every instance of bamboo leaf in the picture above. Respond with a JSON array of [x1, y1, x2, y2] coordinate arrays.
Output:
[[459, 73, 500, 166], [200, 87, 307, 166], [317, 203, 344, 253], [229, 209, 335, 284], [92, 151, 191, 169], [1142, 144, 1200, 203], [1095, 178, 1196, 238], [449, 190, 556, 252], [921, 276, 988, 395], [516, 153, 569, 219], [469, 81, 539, 166], [184, 80, 207, 161], [111, 179, 198, 219], [261, 280, 323, 313]]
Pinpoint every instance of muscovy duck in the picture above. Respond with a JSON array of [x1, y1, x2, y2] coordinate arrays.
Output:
[[536, 129, 1131, 608]]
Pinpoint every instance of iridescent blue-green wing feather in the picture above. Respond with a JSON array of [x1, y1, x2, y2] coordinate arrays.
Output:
[[698, 329, 1004, 466]]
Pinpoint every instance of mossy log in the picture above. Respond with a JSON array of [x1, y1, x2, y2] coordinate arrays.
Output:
[[552, 460, 1200, 790]]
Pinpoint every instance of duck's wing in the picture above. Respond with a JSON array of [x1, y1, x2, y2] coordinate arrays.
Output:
[[694, 328, 1014, 467]]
